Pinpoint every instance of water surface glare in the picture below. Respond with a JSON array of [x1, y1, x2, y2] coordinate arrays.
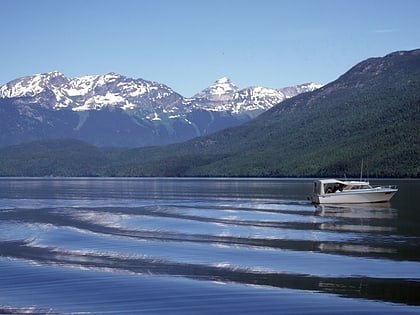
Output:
[[0, 177, 419, 314]]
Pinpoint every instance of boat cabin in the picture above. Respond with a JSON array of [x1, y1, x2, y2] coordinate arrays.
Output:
[[313, 179, 373, 195]]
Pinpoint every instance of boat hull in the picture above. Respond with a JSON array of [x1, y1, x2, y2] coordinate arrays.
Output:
[[310, 188, 398, 204]]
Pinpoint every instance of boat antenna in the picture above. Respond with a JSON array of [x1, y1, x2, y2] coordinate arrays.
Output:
[[360, 159, 364, 181], [366, 158, 369, 182]]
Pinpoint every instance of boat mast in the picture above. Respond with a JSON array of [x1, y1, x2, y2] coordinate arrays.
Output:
[[360, 159, 364, 181]]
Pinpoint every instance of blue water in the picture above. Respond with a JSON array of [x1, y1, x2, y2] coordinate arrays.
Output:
[[0, 177, 419, 314]]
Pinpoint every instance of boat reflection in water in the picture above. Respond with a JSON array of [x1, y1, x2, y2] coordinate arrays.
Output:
[[313, 202, 398, 255], [314, 202, 397, 219]]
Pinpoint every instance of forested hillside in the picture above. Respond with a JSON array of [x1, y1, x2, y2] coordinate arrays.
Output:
[[106, 49, 420, 178], [0, 49, 419, 177]]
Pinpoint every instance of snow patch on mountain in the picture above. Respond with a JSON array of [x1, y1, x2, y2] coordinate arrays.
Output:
[[66, 75, 97, 96]]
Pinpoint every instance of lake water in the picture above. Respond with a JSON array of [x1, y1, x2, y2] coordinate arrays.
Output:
[[0, 177, 419, 314]]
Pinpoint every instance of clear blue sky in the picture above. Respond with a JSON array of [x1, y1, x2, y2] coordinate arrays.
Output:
[[1, 0, 419, 97]]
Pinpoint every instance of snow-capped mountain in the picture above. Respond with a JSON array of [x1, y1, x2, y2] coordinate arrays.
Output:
[[0, 72, 321, 147], [0, 71, 183, 114], [187, 77, 321, 116]]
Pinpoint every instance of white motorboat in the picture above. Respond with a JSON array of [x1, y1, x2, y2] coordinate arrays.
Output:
[[308, 179, 398, 204]]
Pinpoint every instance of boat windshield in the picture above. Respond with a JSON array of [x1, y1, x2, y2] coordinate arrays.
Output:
[[323, 183, 344, 193], [344, 182, 372, 190]]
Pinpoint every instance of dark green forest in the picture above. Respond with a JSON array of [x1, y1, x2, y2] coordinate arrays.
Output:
[[0, 50, 419, 177]]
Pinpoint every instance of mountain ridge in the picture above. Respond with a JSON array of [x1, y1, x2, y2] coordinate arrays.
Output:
[[0, 71, 321, 113], [0, 72, 320, 147]]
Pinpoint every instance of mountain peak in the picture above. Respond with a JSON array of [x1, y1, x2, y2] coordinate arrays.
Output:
[[193, 77, 239, 101], [99, 72, 124, 81], [214, 77, 239, 93], [45, 70, 65, 77], [0, 71, 69, 99], [215, 77, 231, 84], [335, 49, 420, 86]]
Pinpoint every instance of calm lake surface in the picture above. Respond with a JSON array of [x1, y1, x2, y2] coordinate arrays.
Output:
[[0, 177, 419, 314]]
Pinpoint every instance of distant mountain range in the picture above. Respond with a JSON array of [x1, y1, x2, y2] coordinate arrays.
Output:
[[0, 49, 418, 177], [0, 72, 320, 147]]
